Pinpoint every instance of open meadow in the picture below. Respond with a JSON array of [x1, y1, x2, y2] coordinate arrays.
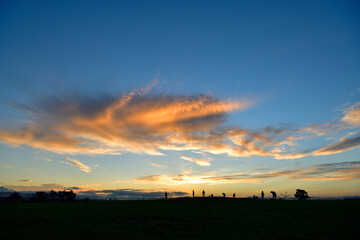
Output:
[[1, 198, 359, 240]]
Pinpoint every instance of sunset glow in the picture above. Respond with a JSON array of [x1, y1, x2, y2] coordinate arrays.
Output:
[[0, 0, 359, 199]]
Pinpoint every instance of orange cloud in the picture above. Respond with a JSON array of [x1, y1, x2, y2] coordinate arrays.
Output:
[[60, 158, 91, 173], [0, 91, 254, 156], [342, 102, 360, 126], [18, 179, 32, 183], [181, 156, 212, 166], [149, 162, 166, 168], [0, 85, 359, 161], [135, 161, 360, 184]]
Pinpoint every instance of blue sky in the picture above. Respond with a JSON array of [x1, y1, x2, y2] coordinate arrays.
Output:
[[0, 0, 359, 198]]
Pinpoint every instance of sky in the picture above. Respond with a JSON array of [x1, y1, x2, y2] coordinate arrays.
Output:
[[0, 0, 359, 199]]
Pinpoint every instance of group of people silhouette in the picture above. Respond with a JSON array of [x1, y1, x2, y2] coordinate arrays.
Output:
[[165, 190, 277, 199]]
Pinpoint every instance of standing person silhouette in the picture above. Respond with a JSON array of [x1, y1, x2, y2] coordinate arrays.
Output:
[[222, 192, 226, 198], [165, 192, 167, 199], [202, 190, 205, 197], [192, 190, 195, 198], [233, 193, 235, 198], [261, 191, 264, 200]]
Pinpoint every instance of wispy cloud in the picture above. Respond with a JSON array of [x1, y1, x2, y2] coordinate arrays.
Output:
[[0, 165, 11, 168], [135, 161, 360, 184], [181, 156, 212, 166], [2, 183, 64, 191], [76, 188, 188, 200], [342, 102, 360, 126], [313, 135, 360, 156], [18, 179, 32, 182], [60, 158, 91, 173], [149, 162, 166, 168], [0, 83, 359, 160], [0, 89, 253, 156]]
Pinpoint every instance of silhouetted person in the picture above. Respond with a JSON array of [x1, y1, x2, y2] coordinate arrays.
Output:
[[261, 191, 264, 200], [222, 192, 226, 198], [253, 195, 258, 200], [233, 193, 235, 198], [165, 192, 167, 199], [202, 190, 205, 197], [270, 191, 277, 199], [211, 194, 213, 198], [192, 190, 195, 198]]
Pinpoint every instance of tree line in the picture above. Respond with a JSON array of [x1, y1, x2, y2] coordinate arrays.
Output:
[[1, 189, 77, 203]]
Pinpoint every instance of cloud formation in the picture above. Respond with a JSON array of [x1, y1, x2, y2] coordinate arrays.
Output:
[[181, 156, 212, 166], [342, 102, 360, 126], [0, 186, 12, 192], [313, 135, 360, 156], [0, 84, 359, 160], [0, 165, 11, 168], [76, 189, 188, 200], [135, 161, 360, 184], [2, 183, 64, 191], [0, 91, 252, 155], [149, 162, 166, 168], [60, 158, 91, 173], [18, 179, 32, 182]]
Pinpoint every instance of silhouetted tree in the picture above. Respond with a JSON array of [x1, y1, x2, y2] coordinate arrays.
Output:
[[49, 189, 57, 201], [3, 192, 22, 203], [65, 190, 76, 201], [31, 191, 47, 202], [58, 190, 76, 202], [58, 190, 66, 202], [280, 191, 290, 200], [294, 189, 310, 200]]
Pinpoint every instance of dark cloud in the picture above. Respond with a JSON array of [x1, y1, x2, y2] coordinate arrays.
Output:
[[77, 189, 188, 200], [314, 135, 360, 155], [0, 186, 13, 192]]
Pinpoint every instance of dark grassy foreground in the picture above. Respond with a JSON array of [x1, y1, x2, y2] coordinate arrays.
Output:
[[1, 198, 359, 240]]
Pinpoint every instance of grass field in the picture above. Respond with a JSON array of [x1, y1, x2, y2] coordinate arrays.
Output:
[[1, 198, 359, 240]]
